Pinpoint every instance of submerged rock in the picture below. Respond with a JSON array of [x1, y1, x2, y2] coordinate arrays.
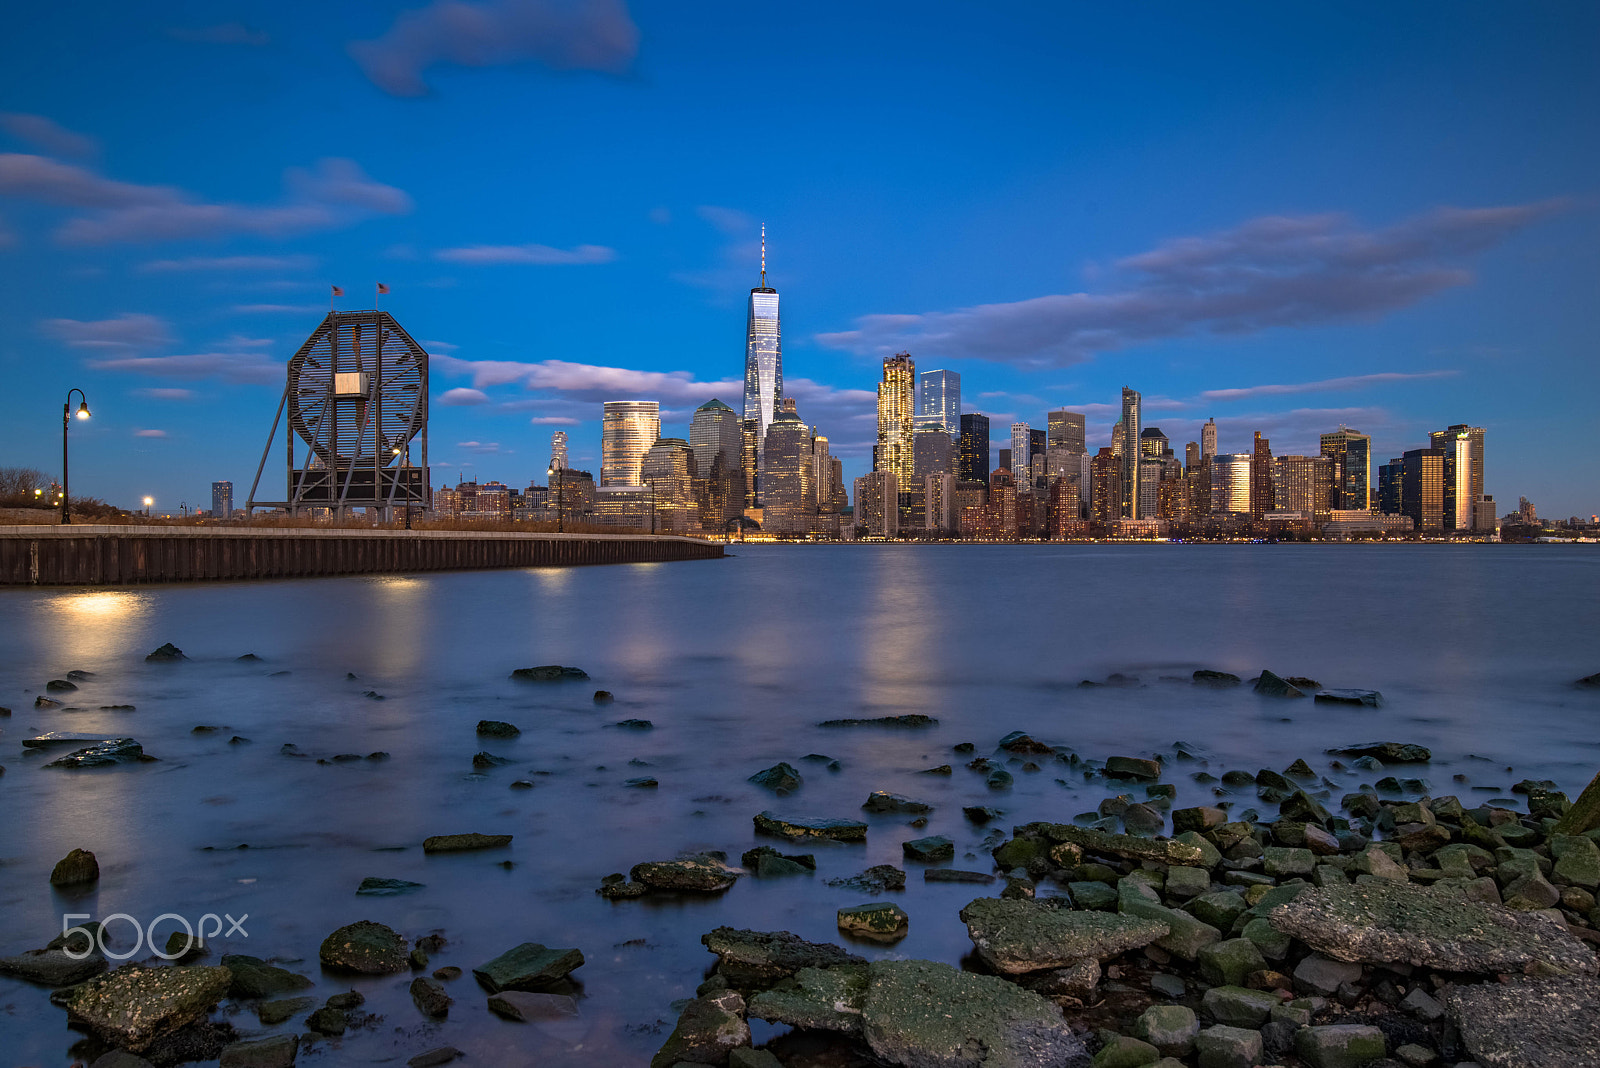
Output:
[[650, 989, 750, 1068], [631, 855, 740, 893], [46, 678, 79, 693], [356, 877, 426, 897], [1103, 756, 1162, 781], [1193, 669, 1241, 686], [422, 832, 512, 853], [741, 846, 816, 877], [748, 762, 803, 793], [409, 976, 452, 1017], [960, 897, 1169, 975], [701, 928, 865, 986], [318, 921, 410, 974], [747, 964, 869, 1034], [1314, 688, 1383, 707], [817, 714, 937, 728], [998, 731, 1055, 754], [754, 811, 867, 841], [863, 791, 932, 814], [826, 865, 907, 894], [613, 718, 653, 730], [475, 720, 521, 738], [219, 1034, 298, 1068], [838, 903, 909, 943], [44, 739, 149, 768], [510, 664, 588, 680], [145, 643, 188, 661], [902, 835, 954, 863], [1327, 741, 1431, 763], [473, 942, 585, 992], [221, 955, 313, 998], [50, 847, 100, 886], [0, 945, 108, 987], [1253, 670, 1306, 698], [487, 990, 579, 1021], [64, 964, 232, 1053]]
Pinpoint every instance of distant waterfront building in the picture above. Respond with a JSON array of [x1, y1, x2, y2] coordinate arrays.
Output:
[[958, 413, 990, 483], [211, 481, 233, 519], [1201, 418, 1218, 461], [914, 421, 954, 477], [593, 485, 651, 529], [761, 401, 817, 535], [853, 471, 898, 537], [1431, 425, 1485, 532], [1138, 456, 1163, 519], [1119, 387, 1142, 518], [1047, 409, 1087, 454], [743, 228, 782, 474], [1010, 423, 1031, 489], [642, 437, 696, 533], [1274, 455, 1334, 522], [691, 399, 742, 478], [1184, 441, 1201, 470], [1378, 457, 1404, 517], [1401, 448, 1447, 532], [1210, 453, 1252, 514], [876, 353, 916, 494], [601, 400, 660, 486], [1250, 432, 1274, 518], [549, 430, 569, 472], [1090, 447, 1119, 525], [1429, 424, 1485, 501], [1319, 427, 1371, 511], [924, 472, 957, 533], [918, 369, 961, 440], [1140, 427, 1169, 458]]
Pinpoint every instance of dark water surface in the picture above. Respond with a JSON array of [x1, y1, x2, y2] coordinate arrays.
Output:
[[2, 544, 1598, 1065]]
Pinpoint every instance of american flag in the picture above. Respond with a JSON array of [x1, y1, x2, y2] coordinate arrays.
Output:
[[377, 283, 390, 294], [331, 285, 344, 297]]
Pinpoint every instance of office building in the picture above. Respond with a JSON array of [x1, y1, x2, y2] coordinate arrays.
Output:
[[210, 481, 233, 519], [743, 228, 782, 471], [876, 352, 916, 493], [1138, 456, 1163, 519], [1401, 448, 1446, 532], [925, 472, 957, 533], [549, 430, 569, 472], [1090, 447, 1119, 525], [1432, 425, 1485, 531], [998, 448, 1012, 471], [1250, 432, 1274, 518], [914, 421, 953, 476], [641, 437, 695, 533], [1210, 453, 1252, 514], [690, 399, 742, 480], [593, 485, 652, 529], [853, 471, 898, 537], [1201, 418, 1218, 461], [741, 418, 759, 508], [1010, 423, 1031, 488], [1378, 457, 1404, 516], [1140, 427, 1169, 458], [958, 413, 990, 483], [601, 400, 660, 486], [1274, 455, 1334, 521], [1429, 425, 1485, 500], [918, 369, 960, 440], [761, 401, 817, 535], [1119, 387, 1142, 517], [1047, 409, 1086, 454], [1184, 441, 1201, 470], [1319, 427, 1371, 511]]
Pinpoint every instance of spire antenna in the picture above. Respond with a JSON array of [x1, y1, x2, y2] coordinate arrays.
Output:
[[760, 224, 767, 288]]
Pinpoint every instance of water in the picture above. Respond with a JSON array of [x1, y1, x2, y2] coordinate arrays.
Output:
[[1, 544, 1597, 1065]]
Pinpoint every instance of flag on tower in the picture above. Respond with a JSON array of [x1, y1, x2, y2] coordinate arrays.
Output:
[[331, 285, 344, 297], [377, 283, 390, 294]]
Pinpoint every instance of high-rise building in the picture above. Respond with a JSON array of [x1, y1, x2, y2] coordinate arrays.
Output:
[[1210, 454, 1252, 514], [1090, 447, 1119, 525], [1029, 428, 1046, 475], [1431, 425, 1485, 531], [1201, 418, 1217, 461], [1119, 387, 1142, 518], [1319, 427, 1371, 511], [1140, 427, 1169, 458], [1010, 423, 1031, 488], [641, 437, 696, 533], [853, 471, 898, 537], [211, 480, 233, 519], [1401, 448, 1446, 531], [1250, 432, 1274, 517], [924, 472, 957, 533], [1184, 441, 1201, 470], [1378, 457, 1404, 516], [914, 421, 953, 476], [740, 418, 759, 508], [1274, 455, 1334, 520], [549, 430, 569, 473], [1138, 456, 1163, 519], [918, 369, 960, 440], [601, 401, 660, 486], [876, 353, 916, 493], [743, 227, 782, 472], [1047, 410, 1086, 454], [1429, 425, 1485, 500], [812, 432, 834, 514], [958, 413, 990, 483], [761, 401, 817, 535], [998, 448, 1012, 471], [690, 399, 742, 480]]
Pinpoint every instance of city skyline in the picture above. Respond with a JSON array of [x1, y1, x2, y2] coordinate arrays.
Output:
[[1, 4, 1596, 515]]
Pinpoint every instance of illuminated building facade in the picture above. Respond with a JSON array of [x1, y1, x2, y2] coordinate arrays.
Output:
[[1210, 453, 1252, 515], [1401, 447, 1446, 531], [1119, 387, 1142, 517], [959, 413, 990, 482], [1047, 409, 1086, 453], [918, 369, 960, 440], [1319, 427, 1371, 511], [601, 400, 660, 486], [743, 229, 782, 477], [876, 353, 916, 493]]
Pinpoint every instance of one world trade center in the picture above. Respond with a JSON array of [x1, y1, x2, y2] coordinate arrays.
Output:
[[743, 226, 781, 502]]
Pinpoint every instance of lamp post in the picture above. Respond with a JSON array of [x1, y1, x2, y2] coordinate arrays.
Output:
[[647, 480, 657, 535], [392, 445, 413, 529], [142, 496, 153, 517], [61, 389, 90, 524], [548, 467, 564, 534]]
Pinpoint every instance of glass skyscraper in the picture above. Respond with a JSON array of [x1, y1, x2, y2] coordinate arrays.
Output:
[[918, 369, 961, 440], [742, 228, 782, 477], [1047, 409, 1086, 453], [690, 399, 742, 480], [876, 352, 916, 492], [601, 400, 660, 486], [1320, 426, 1372, 511], [1119, 387, 1142, 518], [958, 413, 990, 482]]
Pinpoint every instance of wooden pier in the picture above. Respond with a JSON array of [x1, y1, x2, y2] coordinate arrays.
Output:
[[0, 526, 723, 586]]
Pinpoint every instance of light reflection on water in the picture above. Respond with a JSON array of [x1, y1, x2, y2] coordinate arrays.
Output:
[[0, 545, 1598, 1065]]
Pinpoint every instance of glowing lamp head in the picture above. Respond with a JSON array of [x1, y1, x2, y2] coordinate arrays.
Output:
[[75, 402, 90, 420], [142, 496, 153, 507]]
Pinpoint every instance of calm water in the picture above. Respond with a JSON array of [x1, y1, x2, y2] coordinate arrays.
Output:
[[1, 544, 1598, 1066]]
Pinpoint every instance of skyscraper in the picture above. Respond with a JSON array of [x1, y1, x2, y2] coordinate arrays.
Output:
[[914, 421, 954, 476], [1201, 418, 1217, 461], [1429, 425, 1485, 499], [1140, 427, 1169, 458], [1119, 387, 1142, 518], [1430, 424, 1485, 530], [1320, 427, 1371, 511], [1401, 448, 1446, 531], [761, 400, 816, 535], [690, 399, 742, 480], [876, 352, 916, 493], [918, 369, 960, 440], [1047, 409, 1086, 453], [1184, 441, 1201, 470], [1250, 432, 1274, 517], [641, 437, 695, 533], [959, 414, 990, 482], [601, 401, 660, 486], [743, 227, 782, 473], [1274, 455, 1333, 520], [1010, 423, 1031, 488], [549, 430, 569, 472], [211, 481, 233, 518], [1210, 454, 1252, 514]]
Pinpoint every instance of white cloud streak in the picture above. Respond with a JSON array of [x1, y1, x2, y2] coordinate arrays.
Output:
[[41, 313, 173, 351], [435, 243, 615, 265], [1199, 371, 1456, 402], [0, 113, 98, 160]]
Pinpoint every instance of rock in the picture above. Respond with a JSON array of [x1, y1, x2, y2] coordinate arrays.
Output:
[[64, 964, 232, 1053], [748, 964, 869, 1034], [1202, 985, 1278, 1028], [860, 959, 1090, 1068], [1263, 846, 1315, 878], [422, 832, 513, 853], [1314, 689, 1383, 707], [1191, 891, 1250, 930], [1093, 1035, 1160, 1067], [356, 876, 426, 896], [903, 835, 955, 862], [827, 865, 906, 894], [1193, 1024, 1263, 1068], [145, 643, 187, 661], [1119, 895, 1222, 961], [220, 1034, 299, 1068], [864, 791, 933, 814], [1398, 987, 1444, 1022], [988, 767, 1015, 789], [1165, 866, 1211, 899], [409, 976, 452, 1017], [817, 714, 937, 728], [1269, 880, 1598, 975], [1554, 834, 1600, 889], [471, 751, 512, 768], [1034, 824, 1204, 866], [632, 856, 740, 892], [1135, 1005, 1199, 1057], [91, 1053, 156, 1068], [1328, 742, 1431, 763], [487, 989, 579, 1020], [326, 989, 365, 1011], [623, 776, 658, 788], [702, 928, 865, 986], [741, 846, 816, 877], [44, 738, 148, 768], [46, 678, 79, 692], [960, 897, 1169, 975], [51, 847, 100, 886], [1105, 756, 1162, 781], [998, 730, 1056, 754], [1444, 974, 1600, 1067], [1198, 939, 1267, 988], [650, 989, 750, 1068], [1173, 806, 1228, 834], [1242, 918, 1291, 962], [1292, 954, 1363, 998], [926, 869, 997, 885], [1253, 670, 1305, 697], [1295, 1024, 1387, 1068], [475, 719, 521, 738], [593, 690, 614, 702], [318, 921, 410, 974], [306, 1006, 347, 1035], [1123, 803, 1165, 835], [433, 965, 462, 980], [1194, 670, 1242, 687], [615, 718, 653, 729], [838, 903, 909, 943], [408, 1048, 464, 1068], [754, 811, 868, 841], [509, 665, 588, 680], [35, 695, 63, 708], [749, 762, 803, 792], [0, 945, 108, 986], [729, 1049, 783, 1068], [221, 955, 313, 998], [473, 942, 584, 992], [256, 996, 314, 1025]]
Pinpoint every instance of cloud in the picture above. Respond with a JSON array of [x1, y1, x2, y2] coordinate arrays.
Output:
[[140, 255, 316, 273], [457, 440, 503, 454], [438, 387, 489, 405], [697, 205, 754, 235], [436, 354, 740, 402], [818, 201, 1570, 368], [529, 415, 580, 425], [134, 387, 196, 400], [1199, 370, 1457, 402], [133, 429, 168, 438], [0, 212, 13, 247], [422, 339, 458, 352], [0, 113, 97, 161], [0, 155, 410, 245], [435, 242, 615, 265], [231, 303, 324, 315], [349, 0, 638, 97], [42, 313, 173, 351], [89, 351, 280, 385], [167, 22, 271, 46]]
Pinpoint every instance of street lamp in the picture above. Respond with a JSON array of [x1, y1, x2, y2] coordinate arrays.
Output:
[[392, 445, 413, 529], [61, 389, 90, 525], [142, 496, 153, 516], [548, 466, 564, 534]]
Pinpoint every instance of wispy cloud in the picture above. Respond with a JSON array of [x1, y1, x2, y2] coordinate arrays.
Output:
[[0, 113, 97, 161], [141, 255, 316, 273], [133, 428, 168, 438], [134, 387, 196, 401], [529, 415, 580, 425], [1199, 370, 1456, 402], [457, 440, 504, 454], [349, 0, 638, 97], [435, 242, 615, 265], [231, 303, 323, 315], [818, 201, 1569, 367], [88, 351, 280, 385], [41, 313, 173, 351], [166, 22, 271, 46], [438, 387, 489, 405], [436, 354, 741, 403]]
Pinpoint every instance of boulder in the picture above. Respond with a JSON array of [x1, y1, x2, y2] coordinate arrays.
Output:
[[1253, 670, 1305, 698], [838, 903, 909, 943], [1443, 975, 1600, 1068], [219, 1035, 299, 1068], [487, 990, 579, 1020], [1294, 1025, 1387, 1068], [1031, 824, 1203, 866], [220, 955, 313, 998], [1193, 670, 1242, 687], [748, 763, 803, 792], [998, 731, 1056, 754], [473, 942, 584, 992], [1201, 985, 1277, 1029], [817, 714, 937, 728], [1105, 756, 1162, 781], [422, 832, 512, 853], [51, 848, 100, 886], [64, 964, 232, 1053], [960, 897, 1169, 975], [864, 791, 932, 814], [509, 665, 588, 681], [1292, 954, 1363, 998], [0, 945, 108, 986], [1119, 894, 1222, 961], [1314, 689, 1382, 707], [747, 964, 868, 1034], [903, 836, 954, 863], [740, 846, 816, 877], [1092, 1035, 1160, 1067], [1134, 1004, 1199, 1057], [256, 996, 314, 1025], [318, 921, 410, 974], [409, 976, 452, 1017], [754, 811, 867, 841], [701, 928, 865, 986], [1327, 742, 1431, 763], [1197, 938, 1267, 988], [632, 856, 740, 893], [44, 739, 148, 768], [650, 990, 750, 1068], [1268, 880, 1598, 975], [145, 643, 187, 661], [1193, 1024, 1262, 1068], [475, 720, 521, 738]]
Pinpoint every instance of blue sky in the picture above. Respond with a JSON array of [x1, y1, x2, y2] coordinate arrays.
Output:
[[2, 1, 1596, 515]]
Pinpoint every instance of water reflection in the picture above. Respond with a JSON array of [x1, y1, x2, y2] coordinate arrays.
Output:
[[46, 589, 153, 666], [862, 547, 939, 709]]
